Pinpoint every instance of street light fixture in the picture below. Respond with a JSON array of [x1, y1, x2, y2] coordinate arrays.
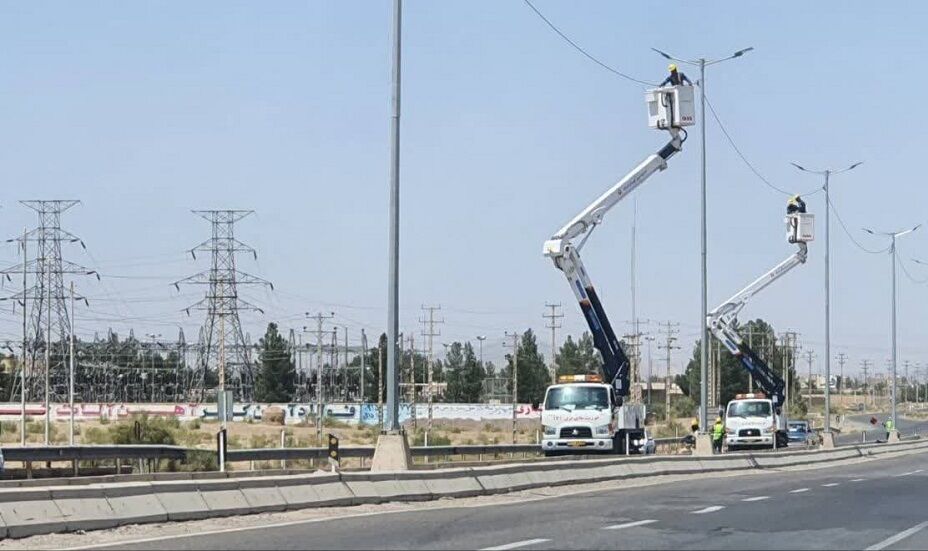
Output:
[[792, 161, 862, 436], [476, 336, 487, 366], [651, 46, 754, 434], [862, 224, 921, 433]]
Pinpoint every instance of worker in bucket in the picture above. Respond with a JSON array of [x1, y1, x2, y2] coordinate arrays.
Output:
[[787, 194, 807, 215], [660, 63, 692, 87], [712, 417, 725, 453]]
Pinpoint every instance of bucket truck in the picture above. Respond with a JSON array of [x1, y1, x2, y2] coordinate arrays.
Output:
[[540, 85, 693, 455], [707, 211, 814, 449]]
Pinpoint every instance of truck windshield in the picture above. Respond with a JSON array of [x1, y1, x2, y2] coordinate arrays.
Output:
[[727, 400, 771, 418], [545, 386, 609, 411]]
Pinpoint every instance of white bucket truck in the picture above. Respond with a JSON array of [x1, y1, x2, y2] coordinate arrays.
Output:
[[541, 374, 646, 456]]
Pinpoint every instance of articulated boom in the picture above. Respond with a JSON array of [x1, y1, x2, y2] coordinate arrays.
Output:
[[544, 86, 690, 401], [707, 213, 813, 410]]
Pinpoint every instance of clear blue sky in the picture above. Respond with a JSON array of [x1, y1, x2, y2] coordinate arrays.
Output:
[[0, 1, 926, 377]]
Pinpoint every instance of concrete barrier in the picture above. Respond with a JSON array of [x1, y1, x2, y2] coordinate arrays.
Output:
[[103, 482, 169, 526], [1, 438, 926, 540], [52, 486, 117, 533], [0, 488, 66, 538]]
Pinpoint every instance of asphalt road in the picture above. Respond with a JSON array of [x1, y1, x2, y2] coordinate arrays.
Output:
[[835, 414, 928, 446], [108, 451, 928, 551]]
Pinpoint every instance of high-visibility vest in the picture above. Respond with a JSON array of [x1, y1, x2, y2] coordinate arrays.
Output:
[[712, 423, 725, 439]]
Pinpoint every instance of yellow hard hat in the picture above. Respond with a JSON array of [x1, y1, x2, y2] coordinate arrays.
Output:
[[715, 417, 722, 422], [668, 63, 677, 72]]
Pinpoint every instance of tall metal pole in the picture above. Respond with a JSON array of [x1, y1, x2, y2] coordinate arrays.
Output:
[[891, 235, 898, 430], [824, 170, 832, 432], [385, 0, 402, 433], [44, 272, 51, 445], [360, 329, 366, 403], [20, 227, 27, 446], [69, 282, 75, 445], [698, 57, 709, 434]]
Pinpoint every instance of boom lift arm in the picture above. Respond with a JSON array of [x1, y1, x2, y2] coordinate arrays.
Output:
[[706, 213, 814, 413], [543, 86, 691, 404]]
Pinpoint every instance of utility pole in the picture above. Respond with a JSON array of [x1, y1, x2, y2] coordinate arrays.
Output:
[[652, 45, 754, 434], [543, 303, 563, 381], [360, 329, 367, 404], [307, 312, 334, 444], [659, 322, 680, 419], [793, 161, 863, 436], [644, 335, 655, 405], [836, 352, 848, 402], [504, 332, 520, 444], [904, 360, 911, 404], [406, 334, 416, 429], [863, 224, 920, 432], [420, 305, 443, 446], [805, 349, 815, 410], [861, 360, 871, 408]]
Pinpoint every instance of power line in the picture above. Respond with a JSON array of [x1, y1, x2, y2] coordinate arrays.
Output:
[[521, 0, 657, 87], [897, 253, 928, 284], [825, 195, 892, 255], [702, 94, 819, 198]]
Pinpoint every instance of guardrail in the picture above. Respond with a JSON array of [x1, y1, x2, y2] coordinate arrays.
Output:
[[1, 439, 688, 476]]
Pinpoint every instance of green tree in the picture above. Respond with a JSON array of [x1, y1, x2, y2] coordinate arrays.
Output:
[[503, 329, 551, 404], [444, 342, 485, 402], [254, 323, 296, 402], [555, 332, 600, 376]]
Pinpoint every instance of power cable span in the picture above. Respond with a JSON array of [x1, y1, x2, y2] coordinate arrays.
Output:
[[521, 0, 657, 87], [826, 195, 892, 255], [703, 94, 819, 198]]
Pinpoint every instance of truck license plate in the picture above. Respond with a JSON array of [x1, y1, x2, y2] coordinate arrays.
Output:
[[567, 440, 586, 447]]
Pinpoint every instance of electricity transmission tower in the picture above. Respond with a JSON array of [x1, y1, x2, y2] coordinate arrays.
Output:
[[2, 200, 96, 402], [174, 210, 272, 401], [543, 303, 563, 379]]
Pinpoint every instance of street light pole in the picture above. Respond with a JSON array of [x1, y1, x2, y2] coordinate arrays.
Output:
[[385, 0, 402, 434], [651, 46, 753, 433], [476, 336, 486, 366], [864, 224, 921, 434], [792, 161, 861, 435]]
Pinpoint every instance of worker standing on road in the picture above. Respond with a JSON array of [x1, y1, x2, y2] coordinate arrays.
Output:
[[884, 417, 894, 440], [660, 63, 692, 87], [712, 417, 725, 453]]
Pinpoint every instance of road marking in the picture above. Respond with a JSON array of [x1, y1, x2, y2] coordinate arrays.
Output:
[[851, 478, 866, 482], [822, 483, 840, 487], [691, 506, 725, 514], [481, 539, 551, 551], [790, 488, 810, 493], [865, 520, 928, 551], [741, 496, 769, 502], [895, 469, 924, 477], [603, 519, 658, 530]]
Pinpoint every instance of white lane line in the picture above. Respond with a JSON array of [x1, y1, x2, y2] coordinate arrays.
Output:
[[481, 539, 551, 551], [790, 488, 810, 493], [691, 506, 725, 514], [895, 469, 924, 477], [822, 483, 840, 487], [603, 519, 658, 530], [865, 520, 928, 551], [851, 478, 866, 482], [741, 496, 770, 502]]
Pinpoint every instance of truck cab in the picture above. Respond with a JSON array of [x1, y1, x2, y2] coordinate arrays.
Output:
[[540, 374, 646, 456], [724, 392, 785, 450]]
